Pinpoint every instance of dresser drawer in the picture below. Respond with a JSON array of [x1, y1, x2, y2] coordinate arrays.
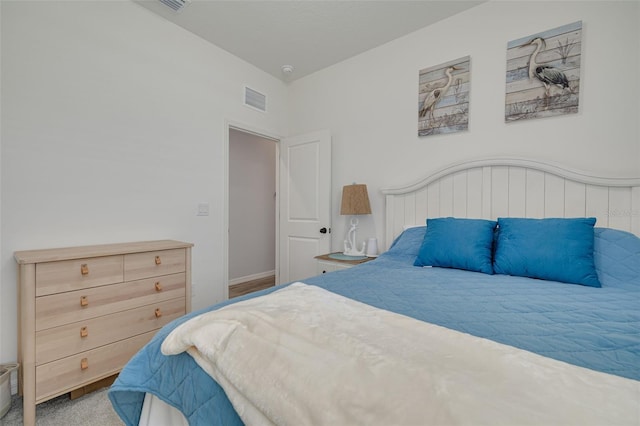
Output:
[[35, 298, 185, 364], [35, 331, 155, 402], [35, 255, 124, 297], [124, 248, 186, 281], [35, 272, 186, 331]]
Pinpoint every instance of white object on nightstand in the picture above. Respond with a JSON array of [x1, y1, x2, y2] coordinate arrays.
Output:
[[366, 238, 378, 257]]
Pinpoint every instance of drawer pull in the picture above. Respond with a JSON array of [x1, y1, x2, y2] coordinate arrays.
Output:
[[155, 282, 163, 292], [155, 256, 162, 265], [80, 296, 89, 307], [81, 358, 89, 370], [155, 308, 162, 318], [80, 264, 89, 275], [80, 326, 88, 338]]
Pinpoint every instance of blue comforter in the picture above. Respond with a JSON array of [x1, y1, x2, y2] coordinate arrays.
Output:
[[109, 227, 640, 425]]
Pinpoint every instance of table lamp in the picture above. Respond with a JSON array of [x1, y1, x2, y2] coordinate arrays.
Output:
[[340, 183, 371, 256]]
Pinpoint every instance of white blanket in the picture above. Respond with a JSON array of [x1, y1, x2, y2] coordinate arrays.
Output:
[[162, 283, 640, 426]]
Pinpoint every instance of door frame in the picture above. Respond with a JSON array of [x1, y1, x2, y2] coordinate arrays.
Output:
[[224, 119, 282, 300]]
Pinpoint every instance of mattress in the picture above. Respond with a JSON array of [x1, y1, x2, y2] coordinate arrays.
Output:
[[109, 227, 640, 425]]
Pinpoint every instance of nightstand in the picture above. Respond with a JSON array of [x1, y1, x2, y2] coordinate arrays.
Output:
[[314, 253, 375, 274]]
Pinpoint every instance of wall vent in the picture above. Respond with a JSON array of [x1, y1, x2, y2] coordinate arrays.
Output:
[[158, 0, 191, 12], [243, 86, 267, 113]]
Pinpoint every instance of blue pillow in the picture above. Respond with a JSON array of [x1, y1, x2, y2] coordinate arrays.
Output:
[[593, 228, 640, 289], [414, 217, 497, 274], [493, 217, 601, 287], [387, 226, 426, 254]]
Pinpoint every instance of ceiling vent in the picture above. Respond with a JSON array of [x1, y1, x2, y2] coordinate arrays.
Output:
[[158, 0, 191, 12], [243, 86, 267, 113]]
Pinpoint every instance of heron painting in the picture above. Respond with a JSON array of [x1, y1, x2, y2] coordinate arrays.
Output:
[[418, 56, 470, 137], [505, 21, 582, 122]]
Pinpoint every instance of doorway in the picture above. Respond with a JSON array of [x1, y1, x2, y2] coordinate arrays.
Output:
[[227, 127, 278, 298]]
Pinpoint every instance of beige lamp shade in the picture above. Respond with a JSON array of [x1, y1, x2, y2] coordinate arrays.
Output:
[[340, 184, 372, 215]]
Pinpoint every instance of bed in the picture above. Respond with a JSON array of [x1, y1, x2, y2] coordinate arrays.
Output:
[[109, 158, 640, 425]]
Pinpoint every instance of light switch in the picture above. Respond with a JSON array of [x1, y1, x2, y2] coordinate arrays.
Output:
[[197, 203, 210, 216]]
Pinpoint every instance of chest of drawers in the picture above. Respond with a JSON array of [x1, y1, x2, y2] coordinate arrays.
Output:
[[14, 240, 193, 426]]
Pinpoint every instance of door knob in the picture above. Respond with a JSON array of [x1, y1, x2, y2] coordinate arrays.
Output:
[[319, 227, 329, 234]]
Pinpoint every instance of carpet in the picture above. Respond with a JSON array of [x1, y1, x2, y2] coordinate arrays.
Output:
[[1, 388, 123, 425]]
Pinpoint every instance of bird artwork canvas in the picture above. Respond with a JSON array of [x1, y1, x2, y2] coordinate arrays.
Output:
[[418, 56, 470, 137], [505, 21, 582, 122]]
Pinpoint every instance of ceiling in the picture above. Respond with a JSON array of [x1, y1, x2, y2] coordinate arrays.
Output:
[[134, 0, 484, 82]]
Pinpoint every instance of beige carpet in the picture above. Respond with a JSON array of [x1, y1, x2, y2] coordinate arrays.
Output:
[[1, 388, 123, 425]]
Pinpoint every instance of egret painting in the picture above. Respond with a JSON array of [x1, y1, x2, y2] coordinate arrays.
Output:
[[505, 21, 582, 122], [418, 56, 470, 136]]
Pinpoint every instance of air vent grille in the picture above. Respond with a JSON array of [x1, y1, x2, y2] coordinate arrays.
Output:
[[244, 86, 267, 112], [158, 0, 190, 12]]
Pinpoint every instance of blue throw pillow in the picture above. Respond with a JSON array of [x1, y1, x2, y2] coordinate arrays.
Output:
[[593, 228, 640, 289], [414, 217, 497, 274], [493, 217, 601, 287], [387, 226, 426, 257]]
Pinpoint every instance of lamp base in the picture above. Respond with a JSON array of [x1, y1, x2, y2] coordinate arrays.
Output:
[[343, 217, 367, 256], [343, 248, 366, 257]]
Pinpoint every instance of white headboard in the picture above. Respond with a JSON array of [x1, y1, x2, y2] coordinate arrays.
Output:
[[381, 158, 640, 249]]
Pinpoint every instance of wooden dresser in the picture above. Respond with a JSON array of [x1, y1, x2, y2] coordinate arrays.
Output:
[[14, 240, 193, 426]]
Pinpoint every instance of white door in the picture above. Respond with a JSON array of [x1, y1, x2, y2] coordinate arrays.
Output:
[[278, 130, 331, 284]]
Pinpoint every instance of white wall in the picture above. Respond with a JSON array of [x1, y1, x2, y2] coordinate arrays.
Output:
[[228, 129, 276, 282], [0, 1, 288, 363], [288, 0, 640, 251]]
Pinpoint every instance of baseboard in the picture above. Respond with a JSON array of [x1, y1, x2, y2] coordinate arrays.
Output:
[[229, 270, 276, 286]]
